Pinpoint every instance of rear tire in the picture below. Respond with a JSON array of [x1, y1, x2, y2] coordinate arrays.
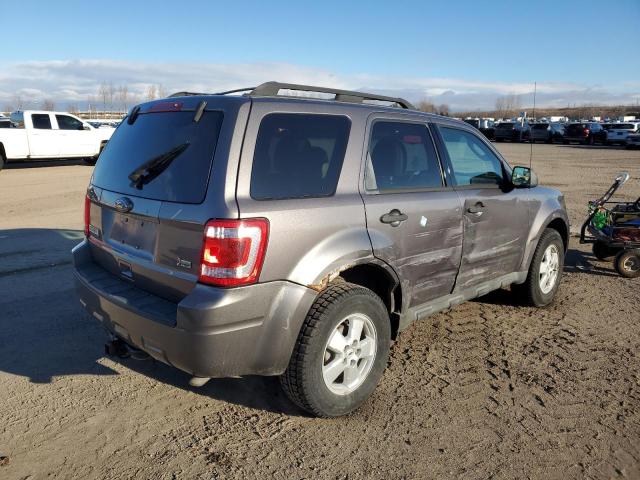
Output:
[[0, 150, 5, 172], [280, 282, 391, 417], [512, 229, 564, 307], [83, 157, 97, 165], [614, 250, 640, 278]]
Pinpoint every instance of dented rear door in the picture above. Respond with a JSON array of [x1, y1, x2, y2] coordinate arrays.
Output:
[[361, 115, 463, 308]]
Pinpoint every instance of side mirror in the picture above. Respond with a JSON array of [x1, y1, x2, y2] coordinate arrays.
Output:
[[511, 166, 538, 188]]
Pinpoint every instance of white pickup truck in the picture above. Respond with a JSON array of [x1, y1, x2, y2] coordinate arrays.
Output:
[[0, 110, 115, 171]]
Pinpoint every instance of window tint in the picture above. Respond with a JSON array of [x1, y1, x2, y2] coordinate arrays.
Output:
[[250, 113, 350, 200], [92, 111, 223, 204], [56, 114, 84, 130], [366, 121, 442, 191], [439, 127, 505, 186], [31, 114, 51, 129]]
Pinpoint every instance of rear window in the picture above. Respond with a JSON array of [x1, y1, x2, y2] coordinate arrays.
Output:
[[496, 123, 514, 129], [250, 113, 351, 200], [92, 110, 224, 204], [32, 114, 52, 129]]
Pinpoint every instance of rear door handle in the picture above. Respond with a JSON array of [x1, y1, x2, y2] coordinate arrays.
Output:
[[467, 202, 485, 216], [380, 209, 408, 227]]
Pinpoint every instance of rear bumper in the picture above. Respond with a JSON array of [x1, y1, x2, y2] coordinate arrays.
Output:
[[72, 240, 317, 378]]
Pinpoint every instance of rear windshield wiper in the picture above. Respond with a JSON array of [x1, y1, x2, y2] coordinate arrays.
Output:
[[128, 142, 190, 189]]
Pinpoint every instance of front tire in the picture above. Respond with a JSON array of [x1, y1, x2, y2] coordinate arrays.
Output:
[[614, 250, 640, 278], [512, 229, 564, 307], [280, 282, 391, 417]]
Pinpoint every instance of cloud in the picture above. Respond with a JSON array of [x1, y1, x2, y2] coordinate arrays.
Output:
[[0, 59, 638, 112]]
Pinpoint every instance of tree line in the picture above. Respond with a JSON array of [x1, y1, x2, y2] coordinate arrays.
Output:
[[2, 82, 171, 115]]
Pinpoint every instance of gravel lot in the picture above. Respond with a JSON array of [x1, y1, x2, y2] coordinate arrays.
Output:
[[1, 144, 639, 480]]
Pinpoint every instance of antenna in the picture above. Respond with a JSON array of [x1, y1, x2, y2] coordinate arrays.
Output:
[[529, 81, 537, 170]]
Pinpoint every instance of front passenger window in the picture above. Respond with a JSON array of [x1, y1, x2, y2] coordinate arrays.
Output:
[[439, 127, 504, 186], [56, 115, 84, 130]]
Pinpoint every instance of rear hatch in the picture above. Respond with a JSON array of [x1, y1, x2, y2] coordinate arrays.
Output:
[[86, 98, 235, 303], [495, 123, 515, 137], [531, 123, 549, 138], [565, 123, 587, 138], [608, 123, 636, 140]]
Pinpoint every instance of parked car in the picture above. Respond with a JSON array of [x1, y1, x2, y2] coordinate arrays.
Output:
[[494, 121, 530, 142], [530, 122, 565, 143], [605, 123, 640, 145], [0, 111, 114, 171], [626, 132, 640, 149], [562, 122, 606, 145], [463, 118, 495, 140], [73, 82, 569, 417]]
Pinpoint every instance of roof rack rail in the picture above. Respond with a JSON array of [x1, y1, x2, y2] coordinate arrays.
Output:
[[249, 82, 415, 109], [169, 82, 415, 110]]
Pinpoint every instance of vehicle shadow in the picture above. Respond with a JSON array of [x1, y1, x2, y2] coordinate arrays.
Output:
[[475, 247, 619, 307], [4, 158, 89, 169], [563, 247, 619, 277], [112, 353, 307, 416], [557, 144, 626, 150], [0, 227, 305, 414], [0, 228, 118, 383]]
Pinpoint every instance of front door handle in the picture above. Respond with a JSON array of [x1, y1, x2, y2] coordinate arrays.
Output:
[[467, 202, 485, 216], [380, 209, 408, 227]]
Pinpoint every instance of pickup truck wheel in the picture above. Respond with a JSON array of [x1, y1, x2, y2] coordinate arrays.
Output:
[[280, 282, 391, 417], [83, 157, 97, 166], [513, 229, 564, 307], [0, 151, 5, 171]]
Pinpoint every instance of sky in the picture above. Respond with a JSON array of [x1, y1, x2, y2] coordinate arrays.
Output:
[[1, 0, 639, 112]]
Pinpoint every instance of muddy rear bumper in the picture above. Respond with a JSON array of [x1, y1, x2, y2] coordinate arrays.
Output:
[[72, 240, 316, 378]]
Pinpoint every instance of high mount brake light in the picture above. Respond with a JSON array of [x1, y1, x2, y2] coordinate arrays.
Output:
[[148, 101, 183, 113], [84, 194, 91, 237], [199, 219, 269, 287]]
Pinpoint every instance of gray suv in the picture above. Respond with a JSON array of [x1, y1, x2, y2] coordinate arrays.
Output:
[[73, 82, 569, 417]]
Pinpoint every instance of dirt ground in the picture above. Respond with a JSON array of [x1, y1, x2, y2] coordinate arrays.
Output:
[[0, 144, 639, 480]]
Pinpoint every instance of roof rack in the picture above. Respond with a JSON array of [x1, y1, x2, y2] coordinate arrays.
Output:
[[250, 82, 414, 109], [170, 82, 415, 109]]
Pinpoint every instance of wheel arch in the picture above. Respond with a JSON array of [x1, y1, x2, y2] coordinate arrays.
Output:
[[337, 262, 403, 339]]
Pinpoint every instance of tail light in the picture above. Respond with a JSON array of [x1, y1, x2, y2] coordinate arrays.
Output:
[[583, 128, 590, 136], [199, 219, 269, 287], [84, 194, 91, 237]]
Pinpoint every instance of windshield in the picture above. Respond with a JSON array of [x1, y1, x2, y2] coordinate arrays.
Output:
[[92, 110, 224, 203]]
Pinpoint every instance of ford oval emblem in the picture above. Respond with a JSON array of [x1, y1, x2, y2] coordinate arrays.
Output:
[[114, 197, 134, 213]]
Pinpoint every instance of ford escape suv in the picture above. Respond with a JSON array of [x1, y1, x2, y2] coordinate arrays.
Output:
[[73, 82, 569, 417]]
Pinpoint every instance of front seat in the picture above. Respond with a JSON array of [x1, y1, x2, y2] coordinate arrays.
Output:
[[370, 137, 406, 190]]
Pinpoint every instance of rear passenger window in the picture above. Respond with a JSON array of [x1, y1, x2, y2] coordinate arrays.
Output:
[[438, 127, 504, 186], [31, 114, 52, 129], [366, 121, 443, 191], [250, 113, 350, 200]]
